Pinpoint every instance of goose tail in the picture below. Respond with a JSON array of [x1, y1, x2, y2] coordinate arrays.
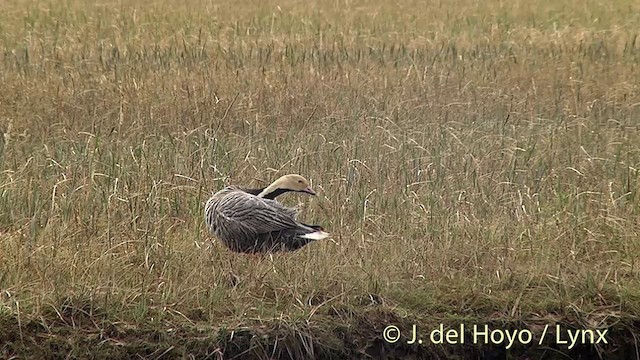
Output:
[[300, 230, 330, 240]]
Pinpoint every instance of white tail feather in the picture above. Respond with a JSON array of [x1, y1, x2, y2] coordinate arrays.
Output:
[[301, 231, 330, 240]]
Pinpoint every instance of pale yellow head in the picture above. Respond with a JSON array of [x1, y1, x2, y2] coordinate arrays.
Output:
[[258, 174, 316, 197], [274, 174, 316, 194]]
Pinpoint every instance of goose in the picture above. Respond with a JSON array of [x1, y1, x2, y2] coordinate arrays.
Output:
[[204, 174, 330, 253]]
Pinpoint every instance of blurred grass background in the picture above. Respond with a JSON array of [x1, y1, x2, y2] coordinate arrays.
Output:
[[0, 0, 639, 355]]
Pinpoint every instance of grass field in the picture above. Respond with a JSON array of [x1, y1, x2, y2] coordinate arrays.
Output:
[[1, 0, 640, 358]]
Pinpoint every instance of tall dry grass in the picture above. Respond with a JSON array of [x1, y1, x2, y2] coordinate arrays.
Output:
[[1, 0, 639, 331]]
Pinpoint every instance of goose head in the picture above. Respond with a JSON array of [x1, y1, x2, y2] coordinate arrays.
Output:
[[276, 174, 316, 195], [257, 174, 316, 198]]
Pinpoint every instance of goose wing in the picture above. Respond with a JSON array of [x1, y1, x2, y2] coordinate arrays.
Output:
[[262, 198, 299, 219], [216, 191, 300, 236]]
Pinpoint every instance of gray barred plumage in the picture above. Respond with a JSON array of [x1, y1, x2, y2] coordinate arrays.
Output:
[[204, 175, 329, 253]]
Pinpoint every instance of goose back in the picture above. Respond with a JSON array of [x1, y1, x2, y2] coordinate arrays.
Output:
[[204, 186, 324, 253]]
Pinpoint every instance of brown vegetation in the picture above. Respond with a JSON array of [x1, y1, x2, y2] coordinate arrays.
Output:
[[1, 0, 640, 358]]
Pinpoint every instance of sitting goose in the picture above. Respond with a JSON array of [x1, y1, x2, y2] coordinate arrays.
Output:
[[204, 174, 329, 253]]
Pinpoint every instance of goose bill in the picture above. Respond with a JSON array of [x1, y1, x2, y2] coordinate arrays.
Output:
[[302, 187, 316, 195]]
